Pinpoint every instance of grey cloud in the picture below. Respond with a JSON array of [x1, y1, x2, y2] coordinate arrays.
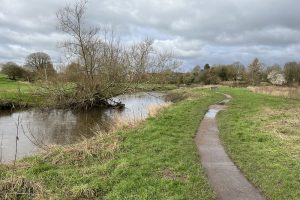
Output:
[[1, 0, 300, 69]]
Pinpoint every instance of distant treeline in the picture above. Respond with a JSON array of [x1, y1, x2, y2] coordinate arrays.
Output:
[[1, 52, 55, 82], [143, 58, 299, 86], [2, 57, 300, 88]]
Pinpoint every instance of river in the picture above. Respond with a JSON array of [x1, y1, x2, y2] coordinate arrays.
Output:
[[0, 92, 168, 162]]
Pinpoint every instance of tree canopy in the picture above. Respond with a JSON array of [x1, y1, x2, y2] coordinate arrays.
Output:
[[1, 62, 26, 80]]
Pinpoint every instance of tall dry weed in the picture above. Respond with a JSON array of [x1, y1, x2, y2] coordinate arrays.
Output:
[[148, 102, 172, 117], [0, 177, 48, 200], [248, 86, 300, 100]]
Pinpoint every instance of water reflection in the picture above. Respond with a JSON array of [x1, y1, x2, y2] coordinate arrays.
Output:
[[0, 92, 166, 162], [205, 109, 219, 119]]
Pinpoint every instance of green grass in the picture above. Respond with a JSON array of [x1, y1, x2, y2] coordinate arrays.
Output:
[[0, 74, 33, 92], [218, 87, 300, 200], [0, 88, 223, 199], [2, 81, 299, 199], [0, 73, 39, 105]]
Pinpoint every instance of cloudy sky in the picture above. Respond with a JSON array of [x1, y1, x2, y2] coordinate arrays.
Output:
[[0, 0, 300, 70]]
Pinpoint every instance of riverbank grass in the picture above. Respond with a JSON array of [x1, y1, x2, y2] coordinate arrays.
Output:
[[218, 87, 300, 200], [0, 88, 223, 199], [0, 73, 179, 109]]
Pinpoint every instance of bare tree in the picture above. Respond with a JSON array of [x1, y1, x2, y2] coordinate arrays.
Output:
[[126, 38, 154, 82], [248, 58, 262, 85], [125, 38, 181, 84], [55, 0, 181, 108], [150, 50, 181, 73], [57, 0, 101, 81], [25, 52, 54, 81], [284, 62, 300, 85]]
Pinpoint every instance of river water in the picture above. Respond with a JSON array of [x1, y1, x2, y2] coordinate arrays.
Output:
[[0, 92, 167, 162]]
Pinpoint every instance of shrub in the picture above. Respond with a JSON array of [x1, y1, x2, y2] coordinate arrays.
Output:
[[267, 70, 286, 85], [1, 62, 27, 80]]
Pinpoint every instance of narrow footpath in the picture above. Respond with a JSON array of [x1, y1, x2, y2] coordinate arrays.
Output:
[[195, 95, 265, 200]]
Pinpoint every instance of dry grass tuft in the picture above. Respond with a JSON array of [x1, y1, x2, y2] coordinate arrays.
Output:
[[43, 130, 119, 165], [112, 114, 143, 130], [0, 177, 47, 200], [165, 92, 188, 102], [162, 169, 188, 182], [256, 106, 300, 160], [148, 102, 172, 117], [65, 185, 97, 199], [259, 107, 300, 140], [165, 88, 208, 103], [248, 86, 300, 100]]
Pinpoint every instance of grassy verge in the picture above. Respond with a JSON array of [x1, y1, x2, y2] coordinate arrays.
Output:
[[218, 87, 300, 200], [0, 87, 223, 199]]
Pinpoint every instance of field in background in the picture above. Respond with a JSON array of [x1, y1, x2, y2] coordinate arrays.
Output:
[[248, 86, 300, 100], [218, 87, 300, 200], [0, 74, 33, 94], [0, 73, 39, 106]]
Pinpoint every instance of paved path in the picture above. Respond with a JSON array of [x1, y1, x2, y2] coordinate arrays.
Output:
[[195, 95, 265, 200]]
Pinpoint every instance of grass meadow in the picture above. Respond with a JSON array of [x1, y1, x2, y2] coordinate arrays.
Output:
[[218, 87, 300, 200]]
